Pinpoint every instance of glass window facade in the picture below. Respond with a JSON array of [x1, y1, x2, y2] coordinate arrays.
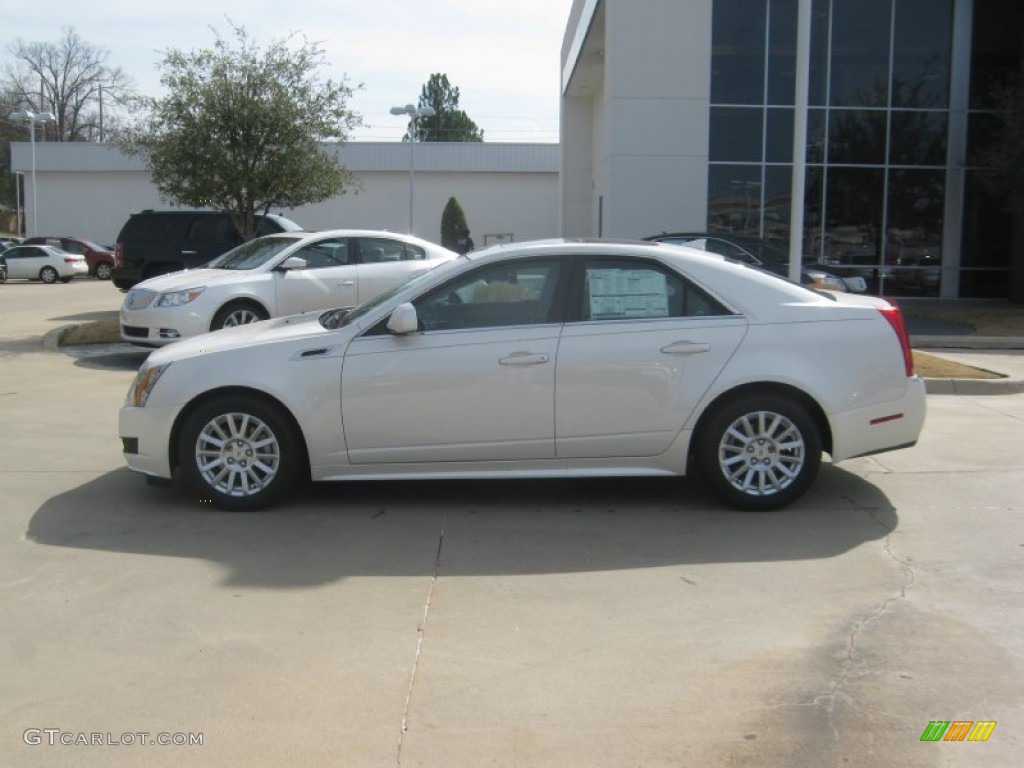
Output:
[[708, 0, 1020, 297]]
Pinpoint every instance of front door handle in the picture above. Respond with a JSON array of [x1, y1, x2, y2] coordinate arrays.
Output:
[[499, 351, 550, 366], [338, 280, 356, 286], [661, 341, 710, 355]]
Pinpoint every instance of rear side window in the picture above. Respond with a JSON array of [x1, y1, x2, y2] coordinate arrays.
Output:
[[120, 214, 181, 241], [581, 259, 731, 320], [359, 237, 426, 263], [188, 216, 238, 245]]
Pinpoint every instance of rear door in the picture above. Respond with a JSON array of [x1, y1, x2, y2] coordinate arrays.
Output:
[[555, 256, 747, 458], [275, 236, 358, 314], [354, 236, 436, 304]]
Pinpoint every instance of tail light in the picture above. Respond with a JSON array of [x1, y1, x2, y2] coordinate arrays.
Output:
[[878, 304, 914, 377], [115, 242, 124, 267]]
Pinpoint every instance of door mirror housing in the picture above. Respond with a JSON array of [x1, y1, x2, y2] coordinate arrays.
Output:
[[278, 256, 307, 272], [386, 303, 419, 334]]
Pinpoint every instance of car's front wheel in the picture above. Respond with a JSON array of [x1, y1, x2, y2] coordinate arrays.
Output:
[[696, 393, 821, 511], [39, 266, 58, 284], [211, 302, 269, 331], [177, 395, 302, 511]]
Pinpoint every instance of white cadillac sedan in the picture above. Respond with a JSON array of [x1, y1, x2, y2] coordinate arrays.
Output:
[[120, 239, 926, 511], [119, 230, 458, 346]]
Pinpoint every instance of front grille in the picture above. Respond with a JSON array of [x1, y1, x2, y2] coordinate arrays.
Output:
[[124, 289, 156, 310], [121, 325, 149, 338]]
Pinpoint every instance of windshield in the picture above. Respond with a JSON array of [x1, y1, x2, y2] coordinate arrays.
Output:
[[321, 256, 467, 330], [206, 236, 298, 270]]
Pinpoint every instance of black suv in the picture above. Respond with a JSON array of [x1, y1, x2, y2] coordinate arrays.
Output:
[[111, 210, 303, 289]]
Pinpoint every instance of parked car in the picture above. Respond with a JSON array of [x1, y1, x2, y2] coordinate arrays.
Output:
[[22, 236, 119, 279], [644, 232, 868, 293], [119, 230, 459, 346], [0, 244, 88, 283], [120, 239, 925, 512], [111, 210, 304, 290]]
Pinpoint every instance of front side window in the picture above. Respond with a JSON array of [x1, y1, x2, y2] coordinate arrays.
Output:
[[415, 259, 563, 331], [581, 260, 730, 321]]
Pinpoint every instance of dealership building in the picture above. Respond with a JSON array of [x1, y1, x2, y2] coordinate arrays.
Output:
[[11, 0, 1023, 299], [560, 0, 1024, 299]]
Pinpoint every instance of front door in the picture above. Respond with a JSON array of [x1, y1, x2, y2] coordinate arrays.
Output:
[[341, 258, 566, 464]]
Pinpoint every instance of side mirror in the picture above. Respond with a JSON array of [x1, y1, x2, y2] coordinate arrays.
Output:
[[278, 256, 308, 272], [386, 302, 419, 335]]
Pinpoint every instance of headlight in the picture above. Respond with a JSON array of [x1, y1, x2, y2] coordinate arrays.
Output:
[[126, 363, 170, 407], [809, 272, 847, 292], [156, 287, 205, 307]]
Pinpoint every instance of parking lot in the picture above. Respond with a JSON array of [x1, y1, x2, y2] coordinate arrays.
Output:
[[2, 279, 1022, 767]]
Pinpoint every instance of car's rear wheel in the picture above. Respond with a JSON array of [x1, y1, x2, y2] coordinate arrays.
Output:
[[39, 266, 58, 284], [212, 302, 269, 331], [95, 262, 113, 280], [696, 393, 821, 511], [177, 395, 301, 511]]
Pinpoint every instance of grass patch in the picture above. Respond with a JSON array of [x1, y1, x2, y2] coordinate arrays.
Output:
[[913, 350, 1003, 379], [59, 317, 121, 346]]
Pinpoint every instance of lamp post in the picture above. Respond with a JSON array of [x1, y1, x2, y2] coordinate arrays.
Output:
[[13, 172, 24, 238], [390, 104, 436, 234], [8, 108, 57, 237]]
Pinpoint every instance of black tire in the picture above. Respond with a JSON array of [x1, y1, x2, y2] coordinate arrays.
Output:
[[177, 395, 301, 511], [40, 266, 58, 284], [211, 301, 269, 331], [696, 393, 821, 511], [60, 277, 73, 283], [95, 262, 113, 280]]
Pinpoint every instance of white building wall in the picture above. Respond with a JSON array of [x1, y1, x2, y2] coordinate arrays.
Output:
[[561, 0, 714, 239], [12, 142, 559, 247]]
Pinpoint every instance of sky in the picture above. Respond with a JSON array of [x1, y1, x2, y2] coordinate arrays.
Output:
[[3, 0, 575, 143]]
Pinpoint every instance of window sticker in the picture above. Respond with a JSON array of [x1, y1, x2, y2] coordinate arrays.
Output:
[[587, 269, 668, 319]]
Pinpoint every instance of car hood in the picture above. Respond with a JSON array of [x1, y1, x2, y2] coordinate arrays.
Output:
[[147, 311, 332, 364], [132, 268, 264, 293]]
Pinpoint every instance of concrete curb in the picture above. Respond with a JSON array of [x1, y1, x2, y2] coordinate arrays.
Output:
[[912, 335, 1024, 350], [42, 325, 75, 350], [923, 376, 1024, 396]]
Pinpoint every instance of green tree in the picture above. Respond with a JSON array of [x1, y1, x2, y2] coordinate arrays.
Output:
[[440, 197, 470, 250], [118, 24, 361, 239], [408, 73, 483, 142]]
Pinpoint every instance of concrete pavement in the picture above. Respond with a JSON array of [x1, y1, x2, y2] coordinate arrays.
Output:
[[2, 279, 1023, 767]]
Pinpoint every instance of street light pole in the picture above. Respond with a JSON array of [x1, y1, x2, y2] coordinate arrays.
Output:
[[8, 109, 57, 237], [390, 104, 436, 234], [14, 172, 24, 238]]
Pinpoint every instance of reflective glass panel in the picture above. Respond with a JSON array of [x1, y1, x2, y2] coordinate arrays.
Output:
[[886, 169, 944, 295], [711, 0, 767, 104], [892, 0, 953, 109], [889, 112, 947, 166], [828, 110, 888, 164], [710, 108, 764, 162], [830, 0, 892, 107], [708, 165, 763, 235]]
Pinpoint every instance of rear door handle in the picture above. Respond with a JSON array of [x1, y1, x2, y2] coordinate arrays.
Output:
[[338, 280, 356, 286], [499, 352, 550, 366], [661, 341, 710, 355]]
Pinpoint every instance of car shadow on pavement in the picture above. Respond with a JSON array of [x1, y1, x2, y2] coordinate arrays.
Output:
[[27, 465, 898, 589]]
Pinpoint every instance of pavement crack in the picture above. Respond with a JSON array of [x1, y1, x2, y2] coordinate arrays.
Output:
[[396, 513, 446, 768], [801, 499, 916, 741]]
